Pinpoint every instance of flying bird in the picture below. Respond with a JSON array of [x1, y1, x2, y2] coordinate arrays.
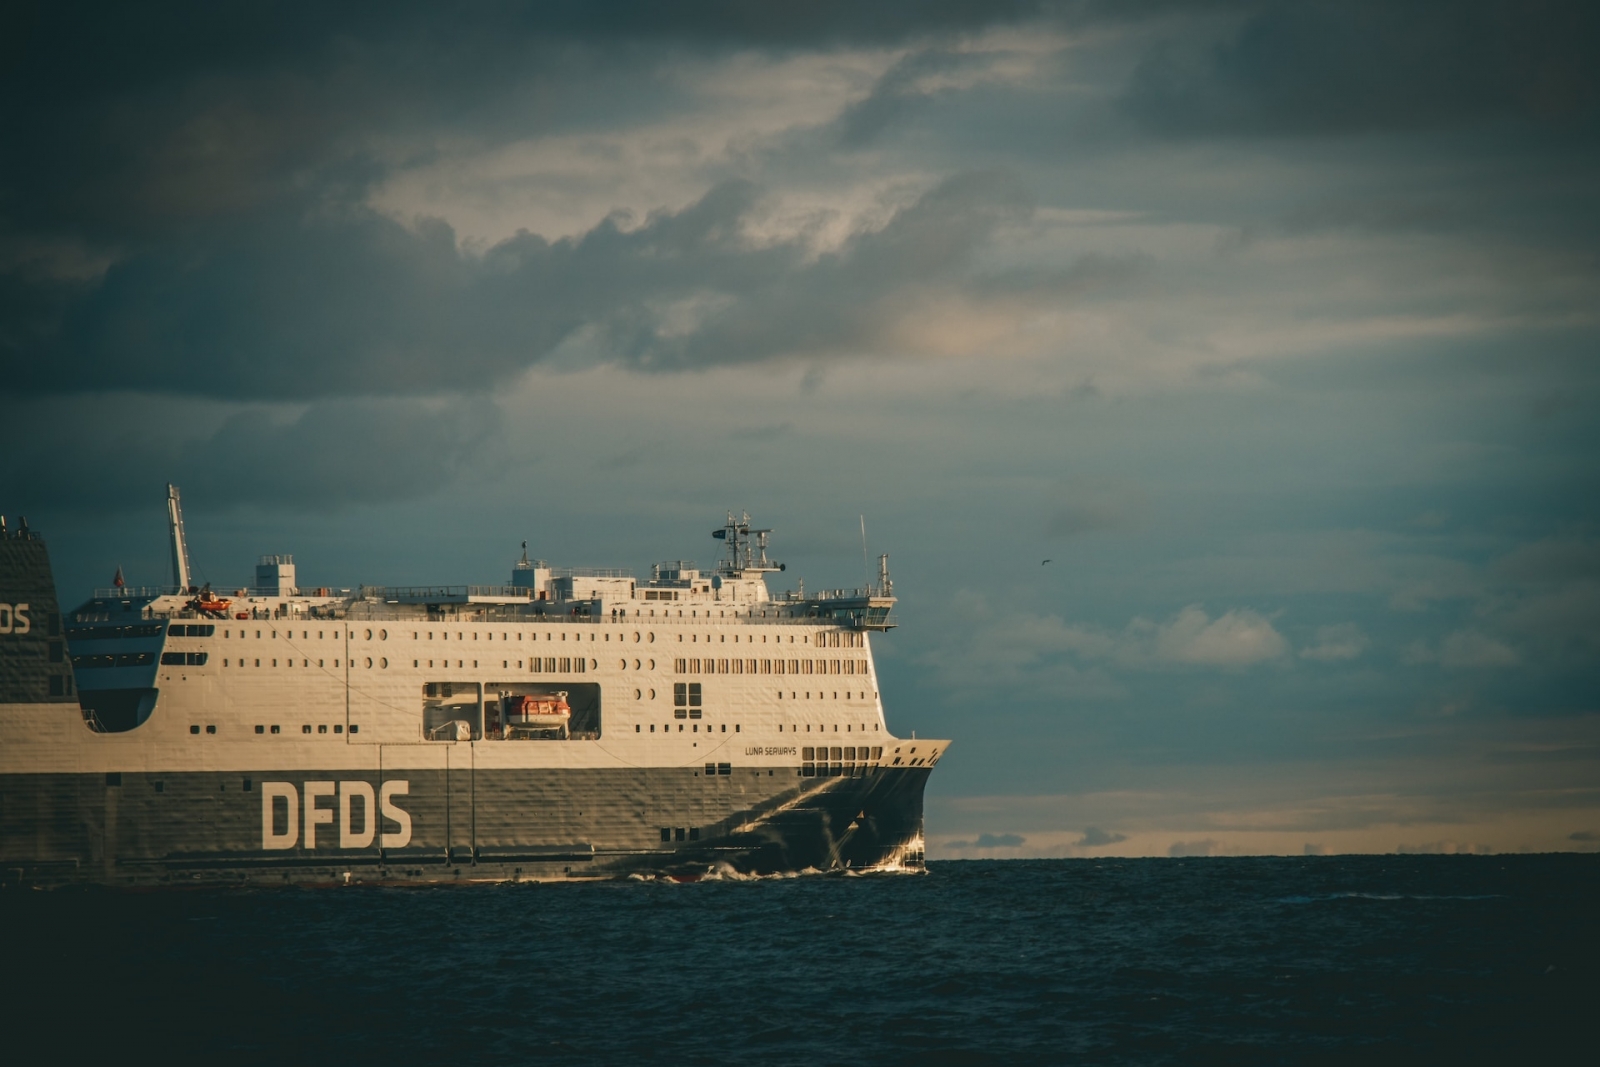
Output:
[[1042, 559, 1052, 565]]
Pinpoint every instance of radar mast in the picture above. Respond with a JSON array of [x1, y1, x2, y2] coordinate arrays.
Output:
[[712, 511, 783, 576]]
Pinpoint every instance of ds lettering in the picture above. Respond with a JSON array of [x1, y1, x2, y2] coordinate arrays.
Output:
[[0, 603, 30, 635], [261, 780, 411, 850]]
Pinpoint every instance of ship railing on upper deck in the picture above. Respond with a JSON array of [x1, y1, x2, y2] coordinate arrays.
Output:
[[92, 585, 181, 598], [549, 567, 634, 579], [777, 587, 893, 602], [370, 584, 543, 602], [332, 602, 897, 627], [124, 596, 892, 627]]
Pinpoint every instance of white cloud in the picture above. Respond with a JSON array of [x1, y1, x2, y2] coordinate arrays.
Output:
[[1146, 604, 1289, 667], [922, 597, 1288, 690], [1300, 622, 1370, 662]]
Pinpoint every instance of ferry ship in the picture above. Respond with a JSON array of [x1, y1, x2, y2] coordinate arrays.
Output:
[[0, 488, 946, 887]]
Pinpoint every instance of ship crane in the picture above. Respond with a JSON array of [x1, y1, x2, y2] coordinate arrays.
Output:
[[166, 483, 192, 592], [167, 483, 231, 616]]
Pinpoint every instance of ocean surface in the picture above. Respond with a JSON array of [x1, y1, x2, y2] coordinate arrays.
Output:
[[5, 855, 1595, 1065]]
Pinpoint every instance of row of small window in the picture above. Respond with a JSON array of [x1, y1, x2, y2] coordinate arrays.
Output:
[[638, 723, 740, 733], [775, 692, 873, 702], [244, 723, 358, 735], [675, 658, 867, 676], [681, 633, 804, 645], [78, 650, 214, 668], [225, 657, 362, 667], [804, 746, 881, 761], [417, 630, 606, 642], [661, 827, 700, 841], [73, 652, 154, 669], [220, 627, 634, 644], [169, 626, 853, 649], [642, 590, 680, 601], [66, 624, 164, 641], [225, 628, 342, 640], [677, 631, 863, 647], [777, 722, 879, 732], [704, 763, 733, 775], [530, 657, 591, 673], [219, 628, 398, 641], [802, 763, 874, 777]]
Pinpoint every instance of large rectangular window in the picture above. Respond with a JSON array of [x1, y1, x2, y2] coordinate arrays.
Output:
[[673, 682, 702, 719]]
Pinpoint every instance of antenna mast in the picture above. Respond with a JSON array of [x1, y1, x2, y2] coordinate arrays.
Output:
[[166, 483, 192, 592], [860, 515, 871, 590]]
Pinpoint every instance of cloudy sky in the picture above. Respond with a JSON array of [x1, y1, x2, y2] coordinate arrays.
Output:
[[4, 1, 1598, 856]]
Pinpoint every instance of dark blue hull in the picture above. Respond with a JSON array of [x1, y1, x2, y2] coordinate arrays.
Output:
[[0, 763, 930, 887]]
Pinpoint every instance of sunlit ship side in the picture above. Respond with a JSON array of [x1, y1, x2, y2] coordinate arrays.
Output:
[[0, 495, 946, 887]]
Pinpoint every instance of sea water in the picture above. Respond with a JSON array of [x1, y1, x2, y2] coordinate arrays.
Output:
[[5, 855, 1594, 1064]]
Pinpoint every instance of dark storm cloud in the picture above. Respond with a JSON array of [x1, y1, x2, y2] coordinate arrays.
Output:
[[3, 171, 1035, 400], [1076, 827, 1128, 847], [0, 395, 500, 511], [1122, 1, 1600, 136], [1, 1, 1042, 236]]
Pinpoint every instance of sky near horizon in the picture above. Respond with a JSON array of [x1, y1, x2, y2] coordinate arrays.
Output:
[[3, 1, 1598, 857]]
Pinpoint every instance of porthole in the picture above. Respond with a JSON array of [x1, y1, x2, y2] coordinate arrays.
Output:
[[364, 629, 372, 640], [365, 657, 373, 668], [648, 633, 655, 643], [649, 688, 656, 699], [632, 632, 640, 643], [379, 629, 387, 640], [619, 659, 627, 669], [380, 658, 388, 668], [635, 689, 642, 699], [649, 659, 655, 669]]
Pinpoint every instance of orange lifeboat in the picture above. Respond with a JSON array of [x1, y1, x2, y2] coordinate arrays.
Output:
[[186, 591, 233, 617], [506, 692, 571, 729]]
